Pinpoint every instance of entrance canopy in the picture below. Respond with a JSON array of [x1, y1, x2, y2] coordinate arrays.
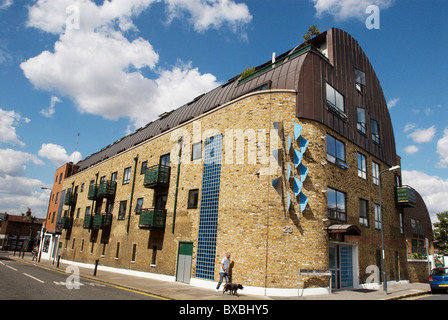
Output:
[[326, 224, 361, 236]]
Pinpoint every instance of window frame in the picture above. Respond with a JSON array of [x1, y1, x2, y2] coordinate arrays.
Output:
[[357, 107, 367, 134], [371, 119, 380, 144], [187, 189, 199, 209], [118, 200, 127, 220], [192, 141, 202, 161], [327, 187, 347, 222], [357, 152, 367, 179], [372, 161, 380, 185], [326, 134, 348, 169], [374, 204, 382, 230], [123, 167, 131, 184], [326, 82, 345, 115], [359, 198, 369, 227]]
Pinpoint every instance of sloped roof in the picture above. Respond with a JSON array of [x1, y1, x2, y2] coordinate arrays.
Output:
[[76, 39, 315, 172]]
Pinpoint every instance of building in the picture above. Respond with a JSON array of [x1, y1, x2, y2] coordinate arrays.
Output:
[[0, 209, 44, 252], [402, 187, 435, 282], [58, 28, 424, 295], [39, 162, 78, 261]]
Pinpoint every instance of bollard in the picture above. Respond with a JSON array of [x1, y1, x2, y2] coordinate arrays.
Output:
[[93, 259, 99, 276], [57, 255, 60, 268]]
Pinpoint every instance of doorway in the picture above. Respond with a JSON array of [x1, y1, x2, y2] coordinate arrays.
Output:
[[329, 244, 356, 289], [176, 242, 193, 284]]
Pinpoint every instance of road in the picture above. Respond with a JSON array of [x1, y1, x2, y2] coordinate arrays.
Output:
[[0, 253, 165, 300]]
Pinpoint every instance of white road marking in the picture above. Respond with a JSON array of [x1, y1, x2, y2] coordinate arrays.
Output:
[[6, 265, 18, 271], [23, 273, 45, 283]]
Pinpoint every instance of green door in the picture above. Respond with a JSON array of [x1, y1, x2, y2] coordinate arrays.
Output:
[[176, 242, 193, 284]]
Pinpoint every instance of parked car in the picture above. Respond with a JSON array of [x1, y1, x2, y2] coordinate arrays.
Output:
[[429, 267, 448, 294]]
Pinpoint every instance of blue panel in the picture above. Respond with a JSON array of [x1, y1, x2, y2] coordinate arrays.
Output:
[[340, 247, 353, 288], [299, 164, 308, 182], [299, 137, 309, 154], [293, 177, 302, 197], [299, 192, 309, 212], [287, 135, 292, 153], [287, 163, 291, 180], [294, 123, 302, 141], [294, 149, 303, 168], [195, 135, 223, 280], [272, 177, 282, 195]]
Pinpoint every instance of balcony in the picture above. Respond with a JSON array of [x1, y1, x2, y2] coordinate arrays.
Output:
[[83, 215, 93, 229], [143, 165, 171, 189], [138, 209, 166, 230], [87, 184, 98, 200], [93, 214, 113, 230], [61, 217, 73, 229], [395, 186, 417, 207], [64, 192, 77, 206], [97, 181, 117, 198]]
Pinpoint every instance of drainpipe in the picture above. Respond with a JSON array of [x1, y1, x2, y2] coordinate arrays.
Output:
[[172, 138, 183, 234], [127, 155, 139, 233]]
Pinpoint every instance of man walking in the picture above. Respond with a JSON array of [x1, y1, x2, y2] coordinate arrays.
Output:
[[216, 252, 231, 291]]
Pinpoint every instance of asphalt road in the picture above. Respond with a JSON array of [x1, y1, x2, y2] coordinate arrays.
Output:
[[0, 253, 164, 300]]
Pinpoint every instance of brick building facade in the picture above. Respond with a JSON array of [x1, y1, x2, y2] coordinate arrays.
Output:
[[56, 28, 424, 295]]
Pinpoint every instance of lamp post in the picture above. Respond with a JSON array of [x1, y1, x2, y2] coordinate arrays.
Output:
[[378, 165, 400, 295]]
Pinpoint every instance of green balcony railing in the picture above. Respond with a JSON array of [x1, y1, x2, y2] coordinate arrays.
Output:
[[97, 181, 117, 198], [93, 214, 113, 230], [395, 186, 417, 207], [139, 209, 166, 230], [87, 184, 98, 200], [83, 215, 93, 229], [61, 217, 73, 229], [143, 165, 171, 189], [64, 192, 77, 206]]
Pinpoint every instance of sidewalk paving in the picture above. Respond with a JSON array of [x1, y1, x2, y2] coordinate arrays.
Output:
[[8, 251, 431, 300]]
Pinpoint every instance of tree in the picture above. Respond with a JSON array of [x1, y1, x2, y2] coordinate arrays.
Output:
[[303, 25, 321, 44], [433, 211, 448, 255]]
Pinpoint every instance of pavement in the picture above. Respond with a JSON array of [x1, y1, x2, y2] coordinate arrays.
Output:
[[6, 251, 431, 301]]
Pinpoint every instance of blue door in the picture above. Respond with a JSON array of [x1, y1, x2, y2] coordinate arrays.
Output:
[[340, 246, 353, 288]]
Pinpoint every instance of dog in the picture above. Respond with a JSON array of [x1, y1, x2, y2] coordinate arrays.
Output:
[[223, 283, 244, 296]]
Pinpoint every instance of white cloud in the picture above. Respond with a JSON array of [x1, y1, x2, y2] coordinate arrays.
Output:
[[403, 123, 417, 133], [406, 125, 436, 144], [164, 0, 252, 34], [402, 170, 448, 222], [436, 128, 448, 168], [0, 149, 44, 177], [404, 145, 419, 155], [0, 0, 13, 10], [0, 108, 30, 147], [38, 143, 82, 166], [312, 0, 395, 21], [0, 175, 51, 218], [21, 0, 241, 127], [387, 97, 399, 109], [40, 96, 62, 118]]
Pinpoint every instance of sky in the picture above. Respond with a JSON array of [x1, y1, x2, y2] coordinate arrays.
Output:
[[0, 0, 447, 223]]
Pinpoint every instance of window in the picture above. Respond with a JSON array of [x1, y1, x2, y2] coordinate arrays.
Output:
[[118, 200, 127, 220], [115, 242, 120, 259], [355, 69, 366, 92], [357, 152, 367, 179], [192, 142, 202, 160], [372, 161, 380, 185], [131, 244, 137, 262], [123, 167, 131, 184], [327, 188, 346, 222], [141, 161, 147, 174], [399, 213, 404, 234], [76, 208, 80, 219], [135, 198, 143, 214], [371, 119, 380, 143], [326, 134, 347, 168], [100, 175, 106, 184], [55, 192, 59, 204], [160, 153, 170, 166], [359, 199, 369, 227], [326, 83, 345, 114], [81, 183, 84, 192], [357, 108, 366, 134], [85, 206, 91, 217], [188, 189, 199, 209], [374, 204, 382, 230], [111, 172, 117, 182]]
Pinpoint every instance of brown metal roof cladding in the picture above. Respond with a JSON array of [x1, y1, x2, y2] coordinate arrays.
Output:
[[76, 28, 397, 172]]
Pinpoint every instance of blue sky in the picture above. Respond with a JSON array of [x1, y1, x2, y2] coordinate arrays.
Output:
[[0, 0, 447, 222]]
